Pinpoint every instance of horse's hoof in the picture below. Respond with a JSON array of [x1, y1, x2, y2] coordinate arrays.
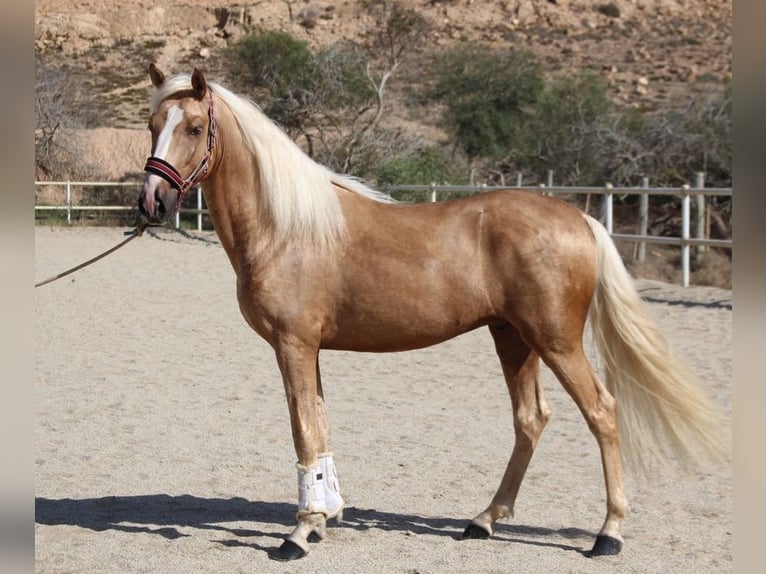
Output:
[[462, 522, 492, 540], [307, 531, 323, 543], [587, 534, 623, 557], [273, 539, 308, 561]]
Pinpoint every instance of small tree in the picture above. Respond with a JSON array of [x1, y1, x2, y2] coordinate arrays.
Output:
[[358, 1, 430, 129], [342, 1, 430, 172], [35, 62, 102, 178]]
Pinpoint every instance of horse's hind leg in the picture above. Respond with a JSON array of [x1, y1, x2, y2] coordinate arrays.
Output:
[[463, 323, 550, 539], [541, 345, 629, 556]]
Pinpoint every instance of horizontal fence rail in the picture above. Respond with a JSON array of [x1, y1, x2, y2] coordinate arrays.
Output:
[[35, 178, 732, 287]]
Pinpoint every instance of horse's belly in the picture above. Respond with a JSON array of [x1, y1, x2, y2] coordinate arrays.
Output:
[[321, 321, 488, 352], [321, 287, 495, 352]]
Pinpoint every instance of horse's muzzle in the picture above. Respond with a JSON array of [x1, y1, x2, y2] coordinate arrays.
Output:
[[138, 188, 160, 223], [139, 177, 179, 223]]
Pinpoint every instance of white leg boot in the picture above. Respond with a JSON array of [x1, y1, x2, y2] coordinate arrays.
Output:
[[319, 452, 344, 521], [284, 462, 328, 557], [281, 457, 344, 560], [295, 462, 327, 519]]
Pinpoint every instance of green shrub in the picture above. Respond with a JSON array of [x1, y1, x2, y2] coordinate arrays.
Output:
[[597, 3, 621, 18], [226, 30, 378, 152], [372, 146, 466, 187], [227, 29, 316, 96], [517, 71, 612, 186], [431, 45, 543, 159]]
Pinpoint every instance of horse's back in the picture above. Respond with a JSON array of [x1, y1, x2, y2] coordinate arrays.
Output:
[[348, 188, 598, 295]]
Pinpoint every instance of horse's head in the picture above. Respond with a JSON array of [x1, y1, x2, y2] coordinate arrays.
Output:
[[139, 64, 216, 223]]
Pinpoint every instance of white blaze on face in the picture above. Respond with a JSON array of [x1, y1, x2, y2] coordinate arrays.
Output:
[[154, 104, 185, 160]]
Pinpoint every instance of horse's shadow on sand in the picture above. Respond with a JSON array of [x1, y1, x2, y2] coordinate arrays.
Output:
[[35, 494, 594, 557]]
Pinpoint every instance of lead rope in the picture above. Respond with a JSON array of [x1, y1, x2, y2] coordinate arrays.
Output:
[[35, 220, 152, 288]]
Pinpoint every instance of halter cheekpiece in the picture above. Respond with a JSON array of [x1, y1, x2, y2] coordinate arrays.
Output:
[[144, 88, 217, 210]]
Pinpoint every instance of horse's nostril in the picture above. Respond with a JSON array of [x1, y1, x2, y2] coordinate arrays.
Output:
[[155, 189, 166, 218]]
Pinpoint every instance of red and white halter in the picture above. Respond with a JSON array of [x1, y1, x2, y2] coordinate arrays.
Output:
[[144, 89, 217, 210]]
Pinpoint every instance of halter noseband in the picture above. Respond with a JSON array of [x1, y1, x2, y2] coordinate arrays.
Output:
[[144, 88, 217, 210]]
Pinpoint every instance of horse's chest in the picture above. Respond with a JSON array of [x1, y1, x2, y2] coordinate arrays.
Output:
[[235, 276, 282, 341], [235, 271, 333, 345]]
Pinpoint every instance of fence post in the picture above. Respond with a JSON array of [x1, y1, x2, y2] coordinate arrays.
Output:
[[197, 186, 203, 231], [694, 172, 706, 265], [430, 182, 437, 203], [681, 184, 691, 287], [66, 180, 72, 224], [636, 176, 649, 262], [516, 172, 523, 187], [546, 170, 554, 195], [603, 183, 614, 234]]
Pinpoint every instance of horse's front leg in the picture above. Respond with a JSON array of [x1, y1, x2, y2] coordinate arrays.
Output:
[[273, 338, 342, 561]]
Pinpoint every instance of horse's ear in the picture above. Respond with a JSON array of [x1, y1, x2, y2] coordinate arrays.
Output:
[[191, 68, 208, 99], [149, 63, 165, 87]]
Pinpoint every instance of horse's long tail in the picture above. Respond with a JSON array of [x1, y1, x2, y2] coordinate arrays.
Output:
[[582, 214, 729, 474]]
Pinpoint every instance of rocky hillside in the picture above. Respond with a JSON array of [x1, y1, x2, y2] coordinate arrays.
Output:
[[35, 0, 731, 178]]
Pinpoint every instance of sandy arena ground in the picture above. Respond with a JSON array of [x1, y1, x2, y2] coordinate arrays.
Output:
[[35, 226, 732, 573]]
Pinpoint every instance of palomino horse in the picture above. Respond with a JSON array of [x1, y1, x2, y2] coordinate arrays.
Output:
[[138, 65, 727, 561]]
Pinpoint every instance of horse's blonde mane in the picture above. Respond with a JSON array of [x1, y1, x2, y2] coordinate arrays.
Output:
[[151, 73, 394, 248]]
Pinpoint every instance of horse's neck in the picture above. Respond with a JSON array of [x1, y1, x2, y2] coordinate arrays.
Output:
[[202, 144, 272, 275]]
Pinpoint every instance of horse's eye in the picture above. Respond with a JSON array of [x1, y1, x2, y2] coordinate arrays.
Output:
[[188, 126, 203, 136]]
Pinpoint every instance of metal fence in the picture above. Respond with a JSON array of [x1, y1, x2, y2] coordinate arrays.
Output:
[[34, 180, 208, 231], [35, 178, 732, 287]]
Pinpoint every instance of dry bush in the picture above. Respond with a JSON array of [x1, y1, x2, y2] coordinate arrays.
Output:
[[623, 244, 731, 289]]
